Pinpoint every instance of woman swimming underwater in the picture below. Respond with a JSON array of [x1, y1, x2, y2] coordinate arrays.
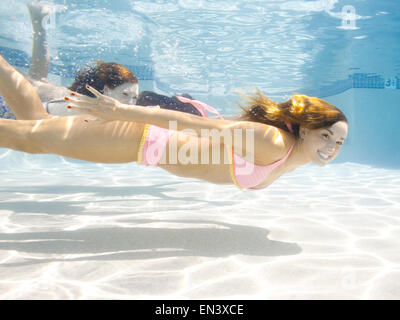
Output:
[[0, 2, 138, 120], [0, 53, 348, 190], [0, 2, 204, 119]]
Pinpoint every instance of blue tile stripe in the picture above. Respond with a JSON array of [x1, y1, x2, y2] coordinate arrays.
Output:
[[0, 46, 154, 81], [351, 74, 400, 90]]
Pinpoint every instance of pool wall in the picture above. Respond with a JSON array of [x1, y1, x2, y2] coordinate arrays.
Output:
[[327, 88, 399, 168], [0, 44, 399, 169]]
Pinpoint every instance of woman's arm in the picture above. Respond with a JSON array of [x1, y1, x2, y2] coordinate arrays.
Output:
[[66, 86, 287, 160], [66, 86, 261, 135], [27, 2, 52, 80]]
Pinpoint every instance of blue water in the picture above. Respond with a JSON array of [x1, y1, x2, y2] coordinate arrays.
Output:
[[0, 0, 399, 167], [1, 1, 400, 300]]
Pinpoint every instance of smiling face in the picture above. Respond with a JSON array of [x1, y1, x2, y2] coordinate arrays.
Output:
[[300, 121, 348, 167], [103, 82, 139, 105]]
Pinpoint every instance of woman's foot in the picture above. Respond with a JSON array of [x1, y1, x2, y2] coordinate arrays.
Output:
[[27, 1, 53, 23]]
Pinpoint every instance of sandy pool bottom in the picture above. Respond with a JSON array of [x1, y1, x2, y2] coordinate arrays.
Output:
[[0, 152, 399, 299]]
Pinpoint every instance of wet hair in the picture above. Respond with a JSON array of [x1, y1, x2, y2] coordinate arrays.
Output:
[[69, 60, 138, 97], [238, 89, 348, 139]]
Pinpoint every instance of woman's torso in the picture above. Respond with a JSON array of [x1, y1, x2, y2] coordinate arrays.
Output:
[[158, 130, 295, 188]]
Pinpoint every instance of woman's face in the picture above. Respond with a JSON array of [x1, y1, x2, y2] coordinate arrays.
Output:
[[103, 82, 139, 105], [300, 121, 348, 167]]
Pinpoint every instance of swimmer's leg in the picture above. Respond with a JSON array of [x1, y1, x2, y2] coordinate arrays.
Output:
[[0, 116, 144, 163], [27, 1, 52, 80], [0, 54, 51, 120]]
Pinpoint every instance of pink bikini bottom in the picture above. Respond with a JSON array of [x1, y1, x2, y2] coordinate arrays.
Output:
[[137, 97, 222, 166]]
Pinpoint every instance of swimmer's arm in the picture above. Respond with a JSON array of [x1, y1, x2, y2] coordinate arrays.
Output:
[[124, 104, 238, 133], [119, 103, 286, 159], [68, 87, 237, 133], [66, 86, 285, 156], [131, 104, 282, 148]]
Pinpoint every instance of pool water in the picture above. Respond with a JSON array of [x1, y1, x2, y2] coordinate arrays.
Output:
[[0, 0, 399, 299]]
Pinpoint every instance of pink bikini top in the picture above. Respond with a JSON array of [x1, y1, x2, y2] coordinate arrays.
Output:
[[230, 140, 295, 190], [176, 97, 296, 190]]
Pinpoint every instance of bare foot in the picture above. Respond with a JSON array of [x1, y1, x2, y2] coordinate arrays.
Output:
[[27, 1, 53, 21]]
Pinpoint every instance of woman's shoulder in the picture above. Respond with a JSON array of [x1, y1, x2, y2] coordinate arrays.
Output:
[[251, 122, 296, 165]]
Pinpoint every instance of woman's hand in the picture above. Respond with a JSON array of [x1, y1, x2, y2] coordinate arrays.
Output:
[[65, 85, 127, 122]]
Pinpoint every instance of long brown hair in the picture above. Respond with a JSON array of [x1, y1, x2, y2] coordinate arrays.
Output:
[[238, 89, 348, 138], [69, 60, 138, 97]]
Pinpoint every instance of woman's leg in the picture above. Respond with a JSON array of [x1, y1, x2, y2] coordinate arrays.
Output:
[[0, 54, 51, 120], [0, 116, 145, 163], [0, 52, 145, 163], [27, 2, 51, 80]]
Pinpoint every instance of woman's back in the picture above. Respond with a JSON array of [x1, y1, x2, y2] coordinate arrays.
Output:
[[29, 78, 71, 102]]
